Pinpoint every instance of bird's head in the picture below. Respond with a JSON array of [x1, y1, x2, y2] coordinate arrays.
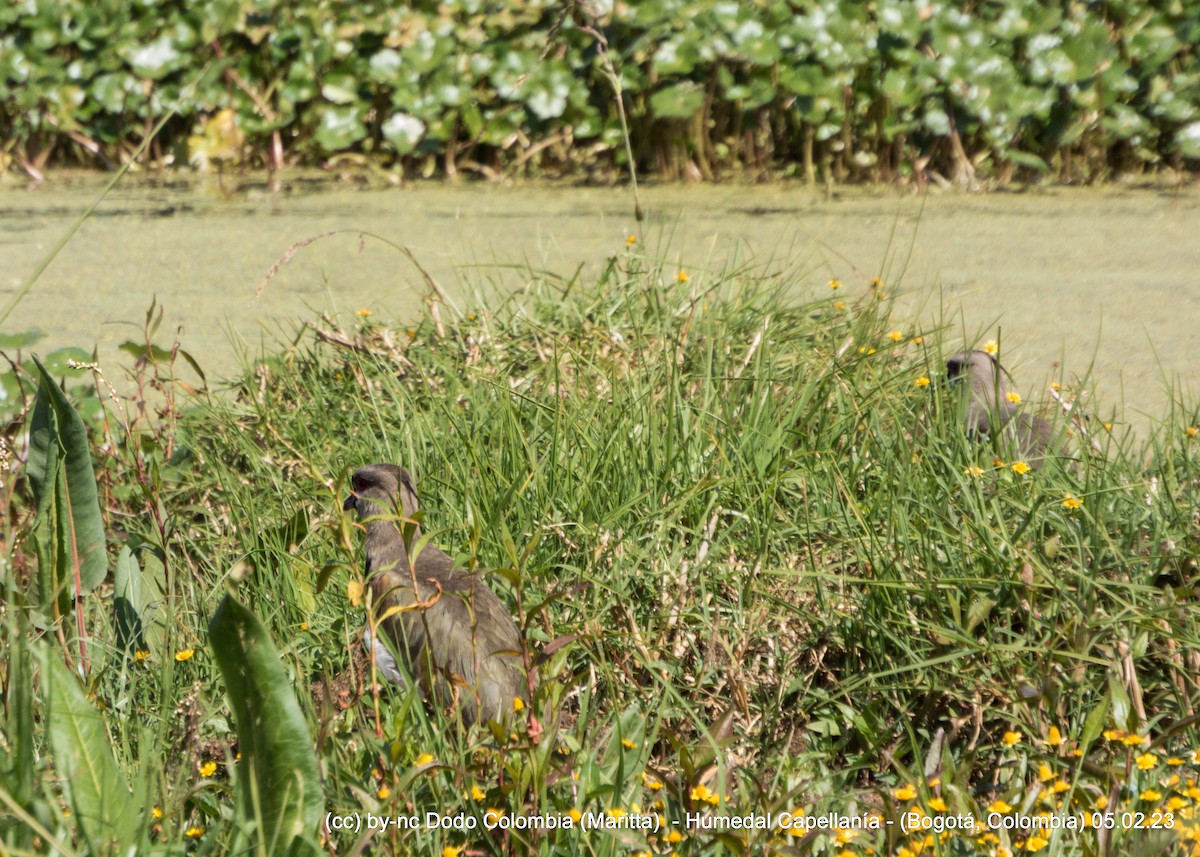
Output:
[[945, 350, 999, 388], [343, 463, 421, 524]]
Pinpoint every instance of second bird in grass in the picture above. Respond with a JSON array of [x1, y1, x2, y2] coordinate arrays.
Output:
[[343, 463, 531, 725], [945, 349, 1058, 462]]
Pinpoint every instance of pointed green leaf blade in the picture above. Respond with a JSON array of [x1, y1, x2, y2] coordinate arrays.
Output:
[[41, 646, 139, 853], [209, 595, 323, 854], [29, 356, 108, 593]]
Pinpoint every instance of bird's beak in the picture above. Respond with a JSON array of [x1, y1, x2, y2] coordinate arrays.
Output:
[[343, 494, 356, 512]]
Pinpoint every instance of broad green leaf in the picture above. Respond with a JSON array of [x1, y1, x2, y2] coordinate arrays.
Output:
[[41, 645, 140, 853], [649, 82, 705, 119], [28, 356, 107, 595], [209, 595, 323, 854], [1108, 674, 1132, 731], [314, 105, 367, 152], [1080, 692, 1109, 751], [113, 546, 146, 654], [0, 330, 43, 348], [1004, 150, 1049, 173]]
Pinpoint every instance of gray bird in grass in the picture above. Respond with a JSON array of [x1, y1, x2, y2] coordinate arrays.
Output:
[[343, 463, 531, 725], [945, 350, 1058, 461]]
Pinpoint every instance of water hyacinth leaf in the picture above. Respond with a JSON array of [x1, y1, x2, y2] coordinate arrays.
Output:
[[209, 595, 323, 853], [314, 105, 367, 151], [649, 82, 706, 119], [27, 356, 108, 596], [382, 112, 426, 153], [121, 34, 184, 80], [1176, 121, 1200, 159], [320, 73, 359, 105], [41, 645, 141, 852], [40, 347, 92, 377], [1004, 150, 1049, 173], [0, 330, 43, 348]]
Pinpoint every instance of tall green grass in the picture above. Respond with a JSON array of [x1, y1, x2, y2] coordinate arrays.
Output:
[[2, 247, 1199, 855]]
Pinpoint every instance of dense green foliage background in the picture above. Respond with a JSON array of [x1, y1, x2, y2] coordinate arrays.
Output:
[[2, 0, 1199, 182]]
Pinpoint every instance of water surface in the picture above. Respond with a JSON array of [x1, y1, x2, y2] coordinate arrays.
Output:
[[2, 174, 1197, 431]]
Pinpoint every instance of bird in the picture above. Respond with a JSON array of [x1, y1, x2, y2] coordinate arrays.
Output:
[[343, 463, 532, 725], [945, 350, 1058, 461]]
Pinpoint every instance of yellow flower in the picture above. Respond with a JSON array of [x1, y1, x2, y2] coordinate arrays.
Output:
[[1052, 780, 1069, 793], [914, 376, 931, 388], [928, 797, 947, 812], [834, 300, 846, 310], [299, 622, 308, 631], [989, 800, 1013, 813], [443, 847, 463, 857], [356, 308, 373, 318], [470, 785, 486, 801], [1003, 731, 1022, 747], [667, 829, 684, 842], [512, 696, 524, 713], [1050, 382, 1061, 391], [677, 271, 689, 283], [1167, 757, 1186, 766], [829, 279, 842, 290], [485, 808, 504, 825], [567, 807, 582, 822], [1121, 732, 1146, 746], [643, 772, 663, 790], [913, 336, 924, 345], [151, 806, 163, 819], [1024, 833, 1049, 851], [690, 784, 719, 804], [626, 234, 636, 246], [185, 826, 205, 838], [467, 313, 477, 321], [621, 739, 637, 750], [893, 784, 917, 801], [1011, 461, 1031, 475], [134, 650, 151, 662], [1103, 422, 1113, 431], [415, 753, 434, 766], [870, 276, 884, 289], [377, 786, 391, 799], [1046, 726, 1063, 746], [983, 340, 998, 355], [889, 330, 903, 342], [964, 465, 984, 477], [1094, 795, 1108, 809], [1187, 426, 1199, 439], [1140, 789, 1162, 802], [1038, 763, 1054, 782], [1006, 391, 1022, 404], [198, 761, 217, 778], [1062, 495, 1082, 510], [607, 808, 627, 819], [174, 649, 195, 662], [1136, 752, 1157, 770]]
